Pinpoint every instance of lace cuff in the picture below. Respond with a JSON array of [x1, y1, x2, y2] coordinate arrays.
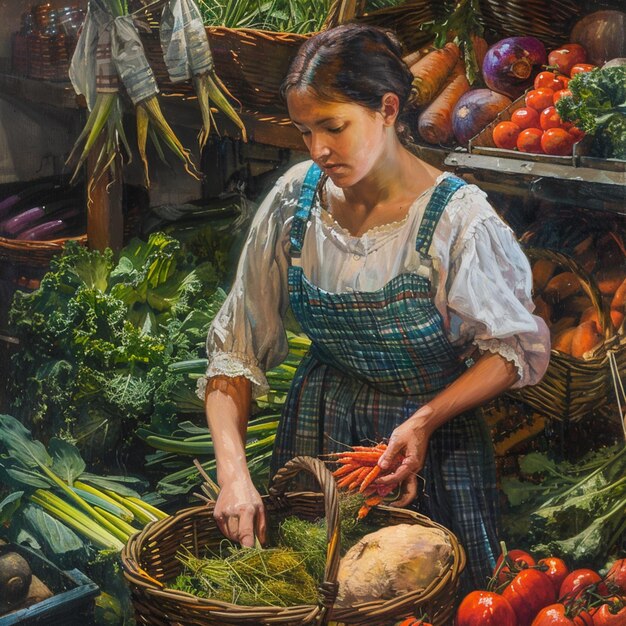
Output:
[[195, 351, 270, 401], [473, 337, 525, 389]]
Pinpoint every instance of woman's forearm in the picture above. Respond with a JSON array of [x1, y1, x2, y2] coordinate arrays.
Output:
[[416, 351, 519, 434], [204, 375, 252, 485]]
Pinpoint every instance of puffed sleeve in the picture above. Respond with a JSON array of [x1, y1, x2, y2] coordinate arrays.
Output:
[[196, 161, 310, 400], [438, 185, 551, 389]]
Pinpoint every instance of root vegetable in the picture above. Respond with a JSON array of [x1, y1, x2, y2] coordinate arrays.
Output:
[[417, 62, 470, 144], [410, 43, 460, 106], [553, 327, 577, 354], [452, 89, 512, 145], [570, 321, 603, 358], [532, 259, 558, 293], [0, 552, 32, 607], [335, 524, 452, 607], [543, 272, 581, 303]]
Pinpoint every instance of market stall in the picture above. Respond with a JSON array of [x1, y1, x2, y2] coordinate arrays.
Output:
[[0, 0, 624, 624]]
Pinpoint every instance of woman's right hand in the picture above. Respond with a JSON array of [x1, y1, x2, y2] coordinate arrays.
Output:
[[213, 475, 267, 547]]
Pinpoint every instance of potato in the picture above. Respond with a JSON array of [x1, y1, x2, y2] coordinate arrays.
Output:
[[335, 523, 452, 607]]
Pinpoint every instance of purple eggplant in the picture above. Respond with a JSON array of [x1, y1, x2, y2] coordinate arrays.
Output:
[[1, 207, 45, 236], [482, 37, 547, 98], [16, 220, 68, 241], [0, 181, 67, 220], [0, 199, 79, 236]]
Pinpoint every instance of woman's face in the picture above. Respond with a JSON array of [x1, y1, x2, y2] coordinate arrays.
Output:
[[287, 88, 394, 188]]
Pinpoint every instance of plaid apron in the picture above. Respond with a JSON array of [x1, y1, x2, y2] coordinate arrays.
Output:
[[271, 164, 500, 592]]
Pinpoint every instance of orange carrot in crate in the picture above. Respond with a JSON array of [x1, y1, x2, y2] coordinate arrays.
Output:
[[410, 43, 460, 106], [418, 61, 470, 145], [358, 495, 385, 520]]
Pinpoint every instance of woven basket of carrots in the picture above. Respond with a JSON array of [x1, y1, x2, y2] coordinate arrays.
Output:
[[510, 247, 626, 422], [122, 454, 464, 626]]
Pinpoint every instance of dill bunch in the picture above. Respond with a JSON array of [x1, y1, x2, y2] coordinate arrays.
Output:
[[170, 543, 318, 607]]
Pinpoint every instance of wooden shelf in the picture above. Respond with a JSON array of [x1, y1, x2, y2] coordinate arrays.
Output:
[[446, 152, 626, 215], [0, 68, 82, 110]]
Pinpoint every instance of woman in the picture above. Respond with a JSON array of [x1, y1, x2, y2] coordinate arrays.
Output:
[[198, 23, 550, 591]]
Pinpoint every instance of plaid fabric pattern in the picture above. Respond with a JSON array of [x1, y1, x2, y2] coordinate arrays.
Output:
[[272, 165, 500, 591]]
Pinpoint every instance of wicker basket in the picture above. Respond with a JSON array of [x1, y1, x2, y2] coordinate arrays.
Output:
[[509, 247, 626, 422], [0, 234, 88, 268], [477, 0, 583, 50], [122, 456, 465, 626], [142, 0, 440, 113]]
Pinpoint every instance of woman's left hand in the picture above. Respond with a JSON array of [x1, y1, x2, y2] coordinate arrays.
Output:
[[376, 405, 434, 507]]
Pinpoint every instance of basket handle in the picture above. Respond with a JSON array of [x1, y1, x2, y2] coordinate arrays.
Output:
[[324, 0, 367, 29], [524, 246, 613, 341], [268, 456, 341, 608]]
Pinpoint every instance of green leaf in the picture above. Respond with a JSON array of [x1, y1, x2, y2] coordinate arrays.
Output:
[[1, 465, 52, 489], [0, 491, 24, 525], [80, 473, 145, 498], [0, 414, 51, 470], [49, 438, 86, 484], [22, 502, 87, 557]]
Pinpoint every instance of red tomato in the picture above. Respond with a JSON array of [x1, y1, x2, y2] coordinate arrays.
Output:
[[592, 600, 626, 626], [493, 121, 521, 149], [396, 619, 432, 626], [547, 44, 587, 76], [559, 569, 605, 600], [538, 557, 570, 596], [455, 590, 518, 626], [540, 106, 565, 130], [605, 559, 626, 595], [560, 76, 570, 88], [517, 128, 544, 153], [526, 88, 556, 111], [569, 64, 597, 76], [541, 128, 574, 155], [503, 568, 557, 626], [495, 549, 538, 584], [534, 71, 568, 91], [568, 126, 586, 143], [553, 88, 573, 105], [511, 107, 541, 130], [531, 604, 594, 626]]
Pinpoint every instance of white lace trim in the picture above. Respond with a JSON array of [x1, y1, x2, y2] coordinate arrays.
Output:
[[195, 351, 270, 401], [473, 337, 525, 385]]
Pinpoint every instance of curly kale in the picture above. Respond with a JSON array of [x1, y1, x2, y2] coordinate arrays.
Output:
[[556, 66, 626, 160], [8, 233, 225, 465]]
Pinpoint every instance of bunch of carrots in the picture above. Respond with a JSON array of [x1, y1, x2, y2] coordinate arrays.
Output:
[[325, 443, 401, 520]]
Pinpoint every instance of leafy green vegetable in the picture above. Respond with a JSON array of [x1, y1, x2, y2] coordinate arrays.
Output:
[[198, 0, 403, 33], [556, 66, 626, 160], [502, 444, 626, 566], [422, 0, 484, 85], [9, 233, 226, 464]]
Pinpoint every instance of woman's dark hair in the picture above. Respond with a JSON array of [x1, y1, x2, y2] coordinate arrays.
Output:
[[280, 23, 415, 141]]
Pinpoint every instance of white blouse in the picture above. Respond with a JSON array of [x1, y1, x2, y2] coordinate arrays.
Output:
[[198, 160, 551, 400]]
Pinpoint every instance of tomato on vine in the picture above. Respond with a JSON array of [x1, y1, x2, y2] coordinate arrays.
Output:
[[503, 568, 557, 626], [530, 603, 594, 626], [538, 557, 570, 596], [592, 597, 626, 626], [455, 590, 517, 626]]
